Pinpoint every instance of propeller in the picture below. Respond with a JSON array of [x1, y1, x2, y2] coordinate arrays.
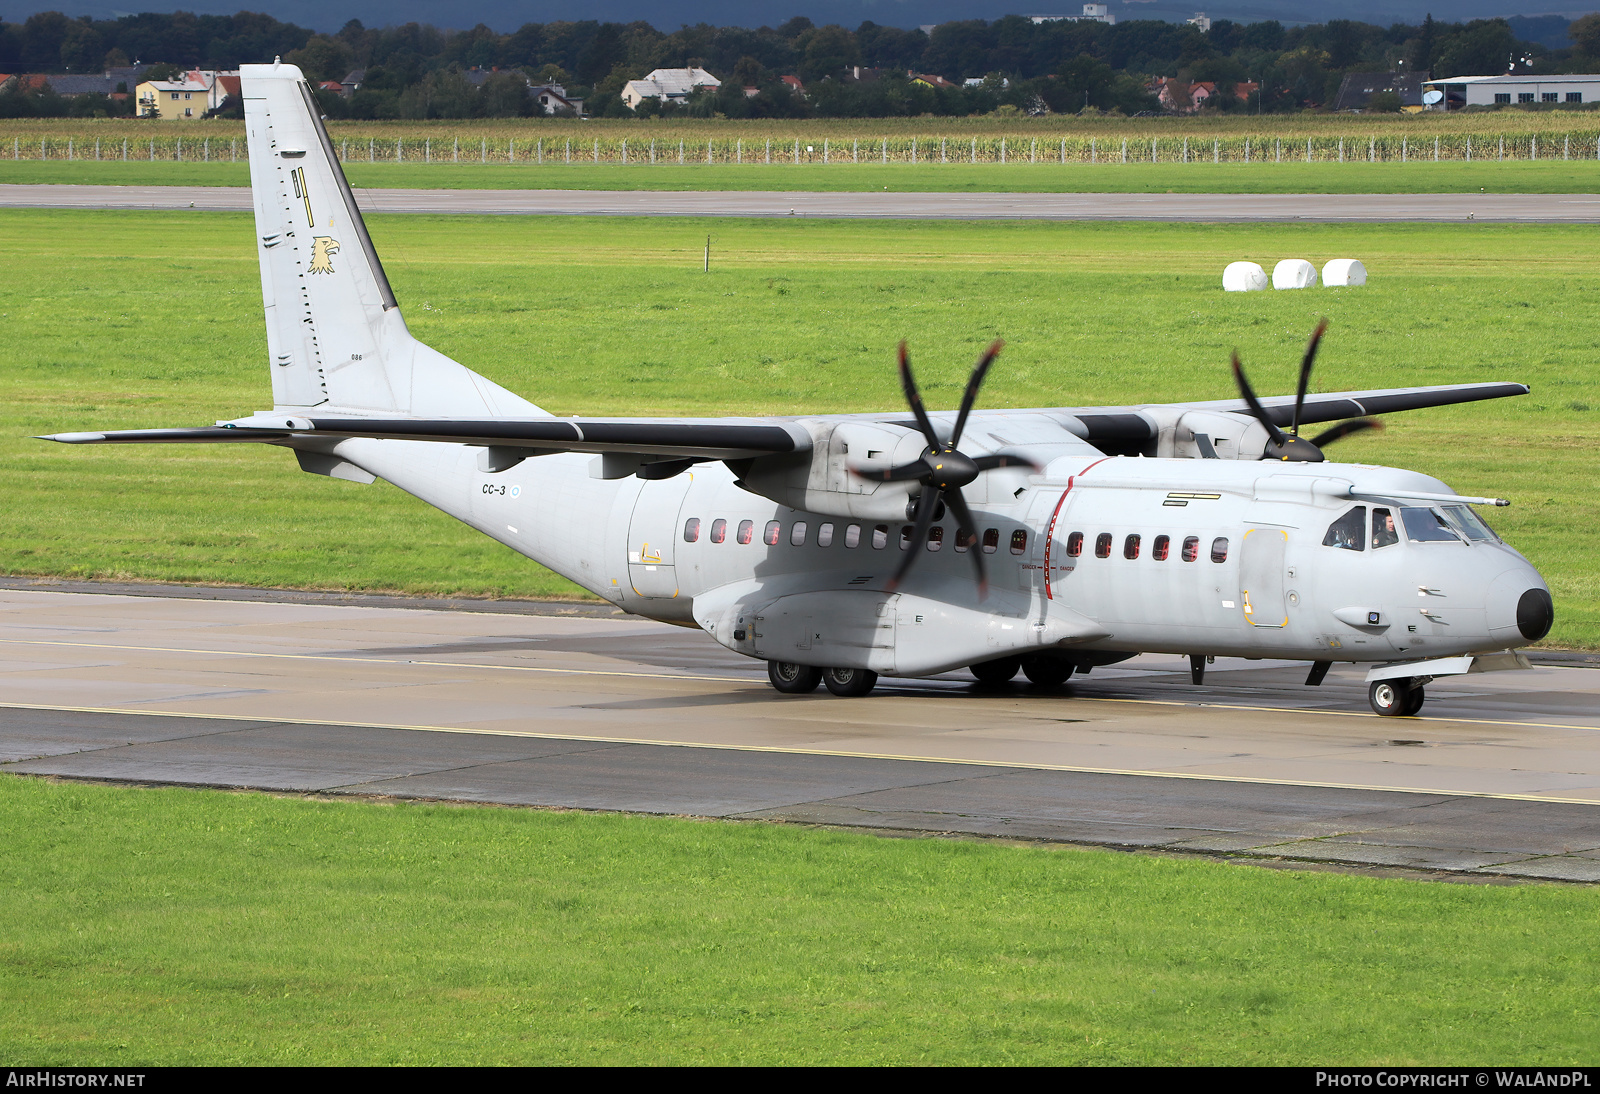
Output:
[[1231, 319, 1384, 462], [857, 340, 1041, 597]]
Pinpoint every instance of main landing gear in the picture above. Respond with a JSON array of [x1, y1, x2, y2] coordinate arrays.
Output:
[[1368, 677, 1426, 717], [766, 661, 879, 697]]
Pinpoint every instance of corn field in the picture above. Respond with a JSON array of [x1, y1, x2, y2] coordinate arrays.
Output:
[[10, 130, 1600, 165]]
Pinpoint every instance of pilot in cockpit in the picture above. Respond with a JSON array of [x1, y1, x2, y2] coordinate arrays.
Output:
[[1372, 508, 1399, 549]]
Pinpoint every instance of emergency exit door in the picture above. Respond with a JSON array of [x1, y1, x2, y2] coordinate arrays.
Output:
[[1239, 527, 1289, 627], [627, 473, 694, 599]]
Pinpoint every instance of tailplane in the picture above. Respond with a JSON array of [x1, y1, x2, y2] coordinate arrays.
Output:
[[242, 61, 538, 418]]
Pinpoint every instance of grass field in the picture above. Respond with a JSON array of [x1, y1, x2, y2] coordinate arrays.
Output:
[[1, 209, 1595, 646], [2, 774, 1597, 1065], [3, 158, 1598, 194]]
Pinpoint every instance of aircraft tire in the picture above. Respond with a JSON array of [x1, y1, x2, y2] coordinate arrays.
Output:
[[970, 656, 1022, 686], [1402, 686, 1426, 716], [1368, 678, 1414, 717], [1020, 654, 1075, 688], [823, 667, 878, 697], [768, 661, 822, 694]]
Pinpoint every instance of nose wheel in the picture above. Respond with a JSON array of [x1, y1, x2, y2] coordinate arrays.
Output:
[[1369, 678, 1426, 717]]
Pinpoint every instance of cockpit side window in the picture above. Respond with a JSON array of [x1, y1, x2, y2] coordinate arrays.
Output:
[[1371, 508, 1399, 549], [1401, 507, 1462, 543], [1322, 506, 1366, 552]]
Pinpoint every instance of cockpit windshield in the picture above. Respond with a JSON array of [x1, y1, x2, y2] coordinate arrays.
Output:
[[1440, 504, 1501, 543], [1322, 506, 1365, 551], [1400, 506, 1462, 543]]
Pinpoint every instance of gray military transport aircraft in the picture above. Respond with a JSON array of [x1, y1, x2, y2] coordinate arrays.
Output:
[[45, 62, 1555, 717]]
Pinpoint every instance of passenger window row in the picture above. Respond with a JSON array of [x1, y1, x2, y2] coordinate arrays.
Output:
[[683, 518, 1029, 555], [1064, 531, 1229, 563]]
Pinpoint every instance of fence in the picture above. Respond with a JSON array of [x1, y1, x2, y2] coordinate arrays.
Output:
[[11, 132, 1600, 164]]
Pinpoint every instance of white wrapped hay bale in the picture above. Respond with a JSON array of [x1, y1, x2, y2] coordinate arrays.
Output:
[[1323, 259, 1367, 287], [1272, 259, 1318, 290], [1222, 261, 1268, 292]]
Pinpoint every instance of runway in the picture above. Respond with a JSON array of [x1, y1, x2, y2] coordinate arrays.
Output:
[[3, 183, 1597, 221], [2, 582, 1598, 881]]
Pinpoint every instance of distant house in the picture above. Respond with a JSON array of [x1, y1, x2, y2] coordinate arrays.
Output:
[[1334, 72, 1429, 112], [1417, 73, 1600, 109], [340, 69, 365, 97], [1152, 76, 1256, 112], [136, 69, 235, 119], [530, 84, 582, 115], [780, 75, 804, 96], [621, 67, 720, 110], [910, 72, 957, 90]]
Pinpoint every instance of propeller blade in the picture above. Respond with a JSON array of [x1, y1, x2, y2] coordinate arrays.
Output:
[[885, 487, 943, 592], [1292, 318, 1329, 438], [971, 452, 1043, 474], [850, 457, 933, 483], [1231, 350, 1289, 446], [897, 342, 942, 453], [943, 489, 988, 599], [949, 339, 1003, 449], [1309, 417, 1384, 448]]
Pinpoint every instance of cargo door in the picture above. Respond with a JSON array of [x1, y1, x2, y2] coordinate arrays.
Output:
[[627, 472, 694, 599], [1239, 527, 1289, 627]]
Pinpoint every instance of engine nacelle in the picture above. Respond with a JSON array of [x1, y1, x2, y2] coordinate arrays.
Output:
[[734, 420, 928, 521], [1140, 407, 1271, 461]]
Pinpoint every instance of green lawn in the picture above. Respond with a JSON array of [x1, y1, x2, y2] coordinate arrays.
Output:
[[1, 209, 1595, 645], [1, 774, 1595, 1065], [2, 158, 1598, 193]]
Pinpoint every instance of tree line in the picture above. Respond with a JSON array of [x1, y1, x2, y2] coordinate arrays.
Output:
[[3, 8, 1598, 120]]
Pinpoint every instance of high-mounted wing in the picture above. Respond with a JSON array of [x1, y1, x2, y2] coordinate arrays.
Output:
[[43, 416, 809, 462]]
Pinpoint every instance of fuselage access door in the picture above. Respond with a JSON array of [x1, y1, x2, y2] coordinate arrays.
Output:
[[627, 472, 695, 599]]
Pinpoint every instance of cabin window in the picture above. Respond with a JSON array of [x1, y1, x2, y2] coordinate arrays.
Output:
[[1401, 507, 1461, 543], [710, 518, 727, 544], [737, 519, 754, 545], [1066, 531, 1084, 557], [1095, 532, 1113, 558], [1210, 537, 1229, 563], [1182, 535, 1200, 562], [927, 526, 944, 551], [1152, 534, 1170, 561], [845, 523, 861, 548], [1371, 508, 1398, 549], [981, 528, 1000, 554], [872, 524, 889, 549], [899, 524, 915, 549], [818, 522, 835, 547], [764, 520, 781, 546], [1123, 534, 1141, 560], [1010, 530, 1027, 555], [1322, 506, 1366, 552], [790, 521, 807, 546], [954, 527, 973, 553], [683, 517, 701, 543]]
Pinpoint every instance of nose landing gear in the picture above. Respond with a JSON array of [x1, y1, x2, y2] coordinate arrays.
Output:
[[1369, 677, 1426, 717]]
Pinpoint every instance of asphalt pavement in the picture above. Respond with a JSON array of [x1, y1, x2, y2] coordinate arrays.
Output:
[[3, 582, 1597, 882], [3, 183, 1595, 221]]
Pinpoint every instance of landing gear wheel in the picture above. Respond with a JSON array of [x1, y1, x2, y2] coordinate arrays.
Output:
[[1402, 686, 1426, 716], [768, 661, 821, 694], [970, 656, 1022, 687], [1369, 678, 1415, 717], [1020, 654, 1075, 688], [823, 667, 879, 697]]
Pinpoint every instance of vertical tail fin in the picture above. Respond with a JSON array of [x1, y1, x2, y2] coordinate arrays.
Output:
[[242, 61, 539, 418]]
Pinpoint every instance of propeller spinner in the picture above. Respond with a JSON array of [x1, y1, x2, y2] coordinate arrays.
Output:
[[1231, 319, 1383, 462], [859, 341, 1040, 596]]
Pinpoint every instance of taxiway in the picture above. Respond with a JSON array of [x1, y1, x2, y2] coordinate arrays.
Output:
[[2, 582, 1597, 881]]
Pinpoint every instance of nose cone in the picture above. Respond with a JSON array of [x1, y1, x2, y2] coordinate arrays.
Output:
[[930, 450, 979, 490], [1517, 588, 1554, 642]]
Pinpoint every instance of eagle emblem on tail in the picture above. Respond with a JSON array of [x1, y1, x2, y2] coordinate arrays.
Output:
[[309, 236, 340, 274]]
